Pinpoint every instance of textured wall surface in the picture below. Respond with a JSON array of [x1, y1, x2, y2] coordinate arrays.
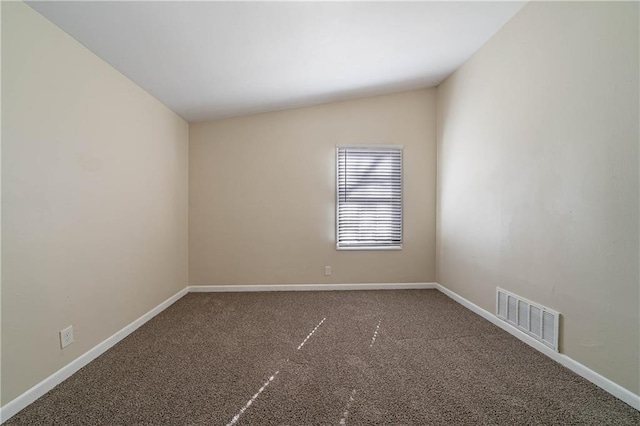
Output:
[[190, 89, 436, 285], [2, 2, 189, 404], [437, 1, 639, 393]]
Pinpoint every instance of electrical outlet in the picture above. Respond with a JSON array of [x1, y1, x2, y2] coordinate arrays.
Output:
[[60, 325, 74, 349], [325, 266, 332, 276]]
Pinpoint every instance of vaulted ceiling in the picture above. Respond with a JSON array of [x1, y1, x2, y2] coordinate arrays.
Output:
[[28, 1, 526, 122]]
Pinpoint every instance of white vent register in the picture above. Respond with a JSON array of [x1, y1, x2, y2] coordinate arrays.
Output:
[[496, 288, 560, 351]]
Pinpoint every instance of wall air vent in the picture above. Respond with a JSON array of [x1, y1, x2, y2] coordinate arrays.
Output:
[[496, 287, 560, 352]]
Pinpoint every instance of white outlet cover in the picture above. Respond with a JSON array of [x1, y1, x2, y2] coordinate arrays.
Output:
[[325, 266, 332, 276], [60, 325, 74, 349]]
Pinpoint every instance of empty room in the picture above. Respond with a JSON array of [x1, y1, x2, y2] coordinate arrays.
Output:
[[1, 0, 638, 424]]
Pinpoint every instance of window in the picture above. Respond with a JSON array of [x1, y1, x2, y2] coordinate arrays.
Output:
[[336, 146, 403, 250]]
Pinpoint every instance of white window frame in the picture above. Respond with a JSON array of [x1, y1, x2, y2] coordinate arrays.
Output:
[[336, 144, 403, 250]]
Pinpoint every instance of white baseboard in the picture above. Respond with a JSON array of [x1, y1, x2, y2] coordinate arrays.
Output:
[[3, 282, 637, 421], [188, 282, 437, 292], [434, 283, 640, 411], [0, 287, 188, 423], [1, 282, 433, 422]]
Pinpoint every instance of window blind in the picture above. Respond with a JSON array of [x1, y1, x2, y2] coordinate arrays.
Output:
[[336, 146, 402, 249]]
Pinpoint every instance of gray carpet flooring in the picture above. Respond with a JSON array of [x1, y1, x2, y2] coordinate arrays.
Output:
[[6, 290, 640, 425]]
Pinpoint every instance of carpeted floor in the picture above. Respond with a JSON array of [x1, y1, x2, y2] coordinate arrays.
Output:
[[6, 290, 640, 425]]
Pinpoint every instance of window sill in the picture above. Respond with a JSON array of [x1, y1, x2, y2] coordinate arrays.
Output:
[[336, 245, 403, 251]]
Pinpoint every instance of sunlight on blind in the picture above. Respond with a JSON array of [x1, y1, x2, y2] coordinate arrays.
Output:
[[337, 146, 402, 249]]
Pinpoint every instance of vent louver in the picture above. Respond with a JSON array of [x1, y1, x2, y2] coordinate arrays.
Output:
[[496, 287, 560, 351]]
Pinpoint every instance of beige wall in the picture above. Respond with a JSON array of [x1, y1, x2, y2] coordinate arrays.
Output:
[[436, 1, 639, 394], [190, 89, 436, 285], [1, 2, 189, 404]]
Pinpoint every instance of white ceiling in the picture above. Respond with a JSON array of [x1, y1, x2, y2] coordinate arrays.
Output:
[[28, 1, 526, 122]]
